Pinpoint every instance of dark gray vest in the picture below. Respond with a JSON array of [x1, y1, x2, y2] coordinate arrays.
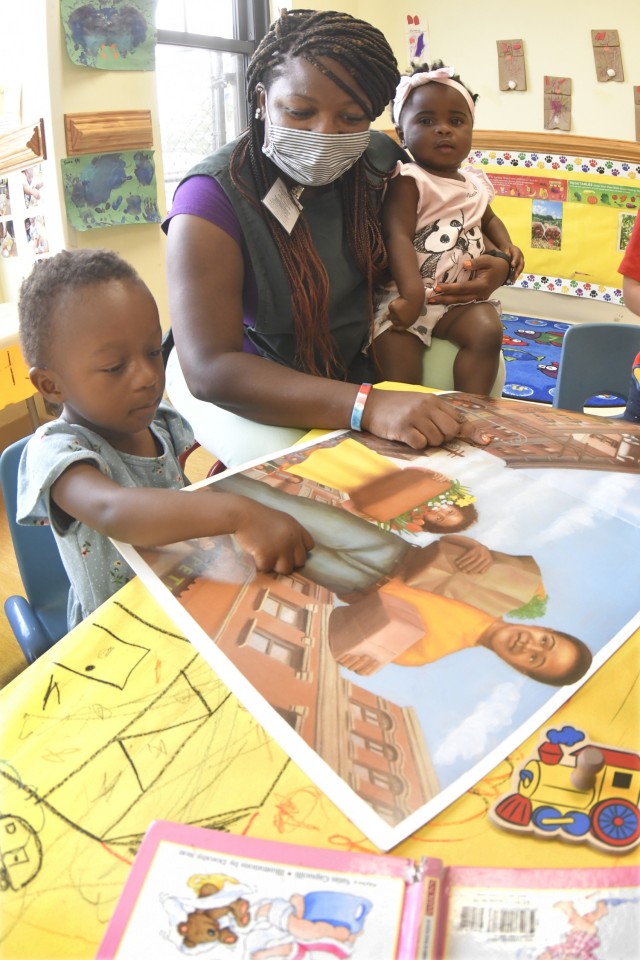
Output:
[[186, 131, 405, 381]]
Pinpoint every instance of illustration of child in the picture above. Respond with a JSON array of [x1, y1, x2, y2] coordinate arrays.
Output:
[[536, 900, 608, 960], [165, 876, 371, 958], [245, 891, 371, 959], [373, 62, 524, 392]]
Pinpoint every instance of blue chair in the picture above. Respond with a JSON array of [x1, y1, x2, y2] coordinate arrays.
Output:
[[552, 322, 640, 414], [1, 436, 70, 663]]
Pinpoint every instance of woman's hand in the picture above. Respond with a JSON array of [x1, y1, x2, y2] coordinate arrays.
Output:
[[428, 253, 511, 305], [363, 390, 466, 449], [441, 535, 493, 574], [233, 501, 314, 574]]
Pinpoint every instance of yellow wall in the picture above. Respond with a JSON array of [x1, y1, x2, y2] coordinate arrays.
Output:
[[289, 0, 640, 141], [48, 0, 170, 324], [3, 1, 639, 328], [1, 0, 169, 325], [285, 1, 639, 322]]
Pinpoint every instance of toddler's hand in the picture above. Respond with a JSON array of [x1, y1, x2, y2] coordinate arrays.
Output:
[[502, 243, 525, 281], [234, 502, 314, 574], [386, 295, 422, 330]]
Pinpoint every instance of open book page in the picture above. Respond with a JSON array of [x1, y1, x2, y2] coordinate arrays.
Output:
[[96, 820, 443, 959]]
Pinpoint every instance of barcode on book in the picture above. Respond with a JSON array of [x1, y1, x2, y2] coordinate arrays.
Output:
[[457, 906, 537, 935]]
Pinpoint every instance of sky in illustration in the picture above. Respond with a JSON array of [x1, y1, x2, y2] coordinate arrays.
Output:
[[340, 459, 640, 789]]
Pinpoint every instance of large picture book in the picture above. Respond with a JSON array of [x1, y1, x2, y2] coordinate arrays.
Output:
[[115, 394, 640, 849], [96, 819, 639, 959]]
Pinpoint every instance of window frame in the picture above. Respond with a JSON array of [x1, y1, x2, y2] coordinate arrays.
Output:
[[156, 0, 269, 130]]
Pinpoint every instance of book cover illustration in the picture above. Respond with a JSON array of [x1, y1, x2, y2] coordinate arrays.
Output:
[[115, 396, 640, 849], [96, 820, 441, 959], [97, 822, 639, 960], [438, 864, 639, 959]]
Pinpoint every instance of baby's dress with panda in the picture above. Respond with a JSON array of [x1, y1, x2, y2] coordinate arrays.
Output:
[[373, 161, 500, 346]]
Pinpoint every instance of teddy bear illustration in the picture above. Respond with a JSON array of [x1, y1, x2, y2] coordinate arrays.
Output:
[[414, 210, 480, 286], [161, 874, 252, 951]]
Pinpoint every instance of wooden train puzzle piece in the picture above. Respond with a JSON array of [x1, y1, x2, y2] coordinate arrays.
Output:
[[490, 724, 640, 852]]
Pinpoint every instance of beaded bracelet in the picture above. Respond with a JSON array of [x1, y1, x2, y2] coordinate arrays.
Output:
[[351, 383, 372, 432]]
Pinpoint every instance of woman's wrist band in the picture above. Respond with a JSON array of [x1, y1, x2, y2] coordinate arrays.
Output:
[[351, 383, 372, 431], [487, 248, 514, 284]]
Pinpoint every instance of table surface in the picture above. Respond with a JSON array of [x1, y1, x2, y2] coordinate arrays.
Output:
[[0, 575, 638, 959]]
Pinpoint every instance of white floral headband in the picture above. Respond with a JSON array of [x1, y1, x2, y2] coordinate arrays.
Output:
[[392, 66, 476, 125]]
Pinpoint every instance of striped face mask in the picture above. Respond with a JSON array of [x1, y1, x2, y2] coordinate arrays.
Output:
[[261, 98, 371, 187]]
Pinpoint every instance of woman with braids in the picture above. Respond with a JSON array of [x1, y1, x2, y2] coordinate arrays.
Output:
[[163, 9, 508, 468]]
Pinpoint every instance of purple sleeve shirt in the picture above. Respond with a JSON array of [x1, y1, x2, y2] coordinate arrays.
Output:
[[162, 175, 260, 353]]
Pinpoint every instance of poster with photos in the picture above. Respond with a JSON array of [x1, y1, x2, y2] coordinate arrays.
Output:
[[619, 212, 637, 252]]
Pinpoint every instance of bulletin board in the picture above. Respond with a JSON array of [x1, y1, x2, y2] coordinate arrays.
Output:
[[467, 131, 640, 305]]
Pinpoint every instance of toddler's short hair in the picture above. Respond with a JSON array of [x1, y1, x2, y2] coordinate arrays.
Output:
[[19, 248, 142, 367]]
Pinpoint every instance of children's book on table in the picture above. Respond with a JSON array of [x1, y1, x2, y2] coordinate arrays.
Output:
[[114, 393, 640, 850], [96, 819, 640, 959]]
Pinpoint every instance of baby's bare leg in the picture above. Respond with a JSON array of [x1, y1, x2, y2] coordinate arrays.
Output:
[[372, 328, 425, 384], [432, 302, 503, 394]]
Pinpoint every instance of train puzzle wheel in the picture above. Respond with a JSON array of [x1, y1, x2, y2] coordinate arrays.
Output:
[[531, 805, 562, 832], [590, 798, 640, 848], [560, 811, 591, 837]]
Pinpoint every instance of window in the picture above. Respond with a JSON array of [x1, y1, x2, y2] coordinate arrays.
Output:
[[352, 764, 405, 796], [349, 701, 394, 730], [155, 0, 269, 204], [350, 731, 398, 762], [277, 576, 308, 594], [612, 771, 632, 790], [246, 628, 305, 671], [262, 594, 306, 628]]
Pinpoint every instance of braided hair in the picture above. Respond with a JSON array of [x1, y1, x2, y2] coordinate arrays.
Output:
[[231, 9, 400, 377]]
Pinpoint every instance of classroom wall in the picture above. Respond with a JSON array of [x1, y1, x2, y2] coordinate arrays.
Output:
[[286, 0, 639, 323], [0, 0, 169, 324], [3, 2, 639, 329], [49, 0, 169, 323], [288, 0, 640, 141]]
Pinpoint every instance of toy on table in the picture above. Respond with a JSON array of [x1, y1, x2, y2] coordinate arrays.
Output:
[[490, 724, 640, 852]]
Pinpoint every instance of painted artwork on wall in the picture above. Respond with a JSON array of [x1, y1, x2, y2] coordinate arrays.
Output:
[[116, 395, 640, 849], [60, 0, 157, 71], [60, 149, 160, 230], [405, 14, 427, 65]]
